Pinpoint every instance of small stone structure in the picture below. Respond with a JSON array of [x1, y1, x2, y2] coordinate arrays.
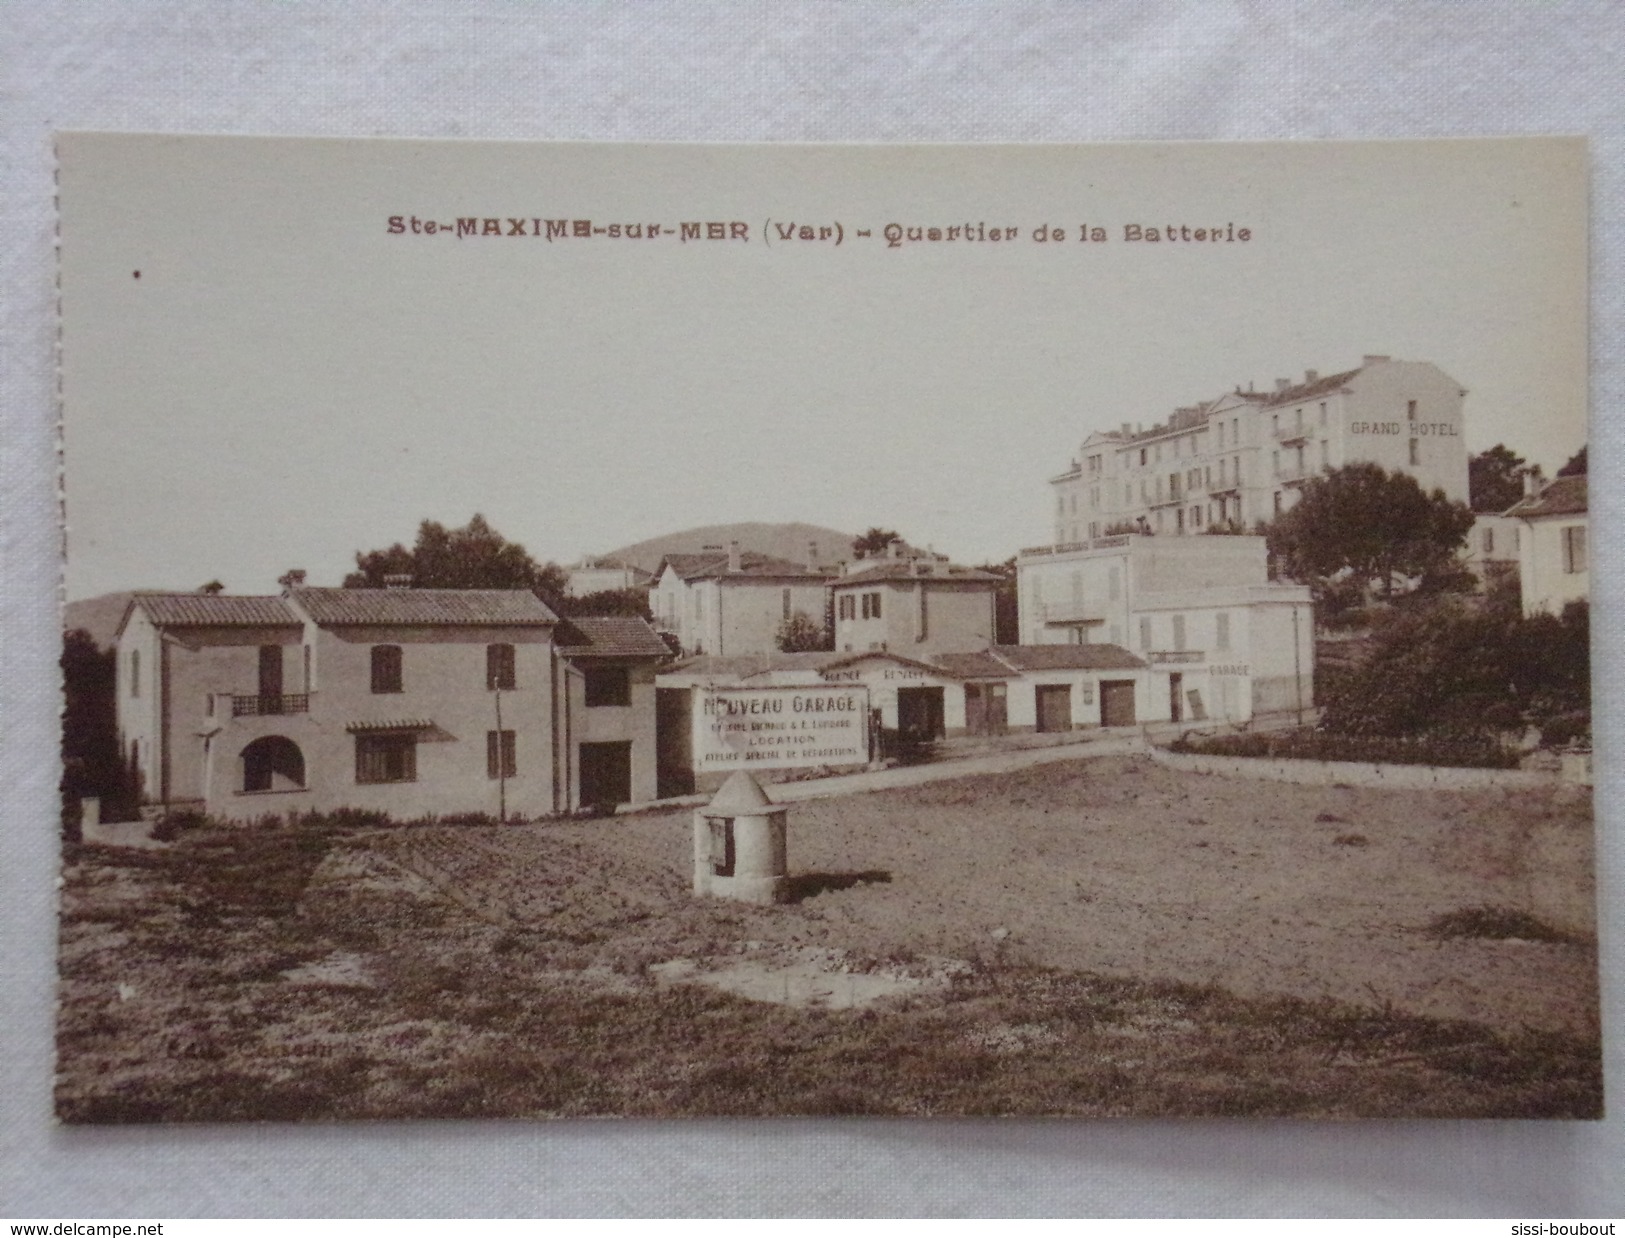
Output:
[[692, 771, 789, 904]]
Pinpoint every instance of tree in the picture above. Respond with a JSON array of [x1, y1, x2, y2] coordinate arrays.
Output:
[[775, 610, 833, 652], [1469, 444, 1537, 513], [974, 558, 1020, 644], [1318, 593, 1588, 741], [1558, 444, 1587, 477], [1264, 463, 1475, 600], [344, 515, 569, 605], [61, 629, 136, 834], [851, 528, 902, 560]]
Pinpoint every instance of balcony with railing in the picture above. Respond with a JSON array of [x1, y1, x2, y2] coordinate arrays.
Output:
[[1018, 534, 1132, 559], [1273, 422, 1309, 445], [230, 693, 310, 718], [1039, 600, 1107, 625], [1144, 649, 1205, 665]]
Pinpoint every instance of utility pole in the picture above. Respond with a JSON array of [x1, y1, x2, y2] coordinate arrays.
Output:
[[494, 685, 507, 824], [1292, 603, 1305, 728]]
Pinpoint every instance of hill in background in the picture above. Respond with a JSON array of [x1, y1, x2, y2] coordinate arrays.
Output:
[[63, 592, 136, 650], [602, 522, 857, 575]]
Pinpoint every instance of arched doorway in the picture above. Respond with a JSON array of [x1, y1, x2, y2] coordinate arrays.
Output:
[[241, 735, 305, 793]]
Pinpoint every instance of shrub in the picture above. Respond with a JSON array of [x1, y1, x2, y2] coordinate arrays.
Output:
[[149, 809, 211, 841], [1168, 728, 1519, 770]]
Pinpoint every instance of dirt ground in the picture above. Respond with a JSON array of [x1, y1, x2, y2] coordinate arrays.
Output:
[[54, 752, 1603, 1121], [367, 753, 1600, 1036]]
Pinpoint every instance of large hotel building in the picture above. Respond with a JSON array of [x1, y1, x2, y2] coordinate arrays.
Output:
[[1047, 355, 1469, 542]]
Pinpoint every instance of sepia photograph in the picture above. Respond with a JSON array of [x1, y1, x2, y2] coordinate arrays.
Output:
[[53, 133, 1598, 1121]]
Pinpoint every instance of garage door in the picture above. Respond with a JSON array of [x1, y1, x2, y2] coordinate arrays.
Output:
[[1100, 679, 1137, 727], [1035, 684, 1072, 733]]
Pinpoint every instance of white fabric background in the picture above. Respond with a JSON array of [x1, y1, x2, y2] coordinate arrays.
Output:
[[2, 2, 1621, 1218]]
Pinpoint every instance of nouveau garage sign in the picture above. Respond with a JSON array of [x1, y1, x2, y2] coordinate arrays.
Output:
[[694, 686, 871, 772]]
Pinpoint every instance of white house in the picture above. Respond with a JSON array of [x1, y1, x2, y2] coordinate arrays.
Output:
[[1506, 474, 1588, 617], [1014, 533, 1313, 722], [650, 541, 835, 656]]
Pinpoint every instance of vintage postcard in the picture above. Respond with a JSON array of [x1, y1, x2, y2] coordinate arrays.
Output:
[[54, 134, 1597, 1120]]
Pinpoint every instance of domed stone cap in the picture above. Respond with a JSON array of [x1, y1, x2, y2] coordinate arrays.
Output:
[[707, 770, 775, 812]]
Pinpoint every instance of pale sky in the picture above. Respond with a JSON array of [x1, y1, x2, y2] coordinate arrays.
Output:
[[58, 135, 1587, 600]]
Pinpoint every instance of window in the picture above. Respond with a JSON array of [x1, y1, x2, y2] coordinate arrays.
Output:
[[862, 591, 883, 619], [130, 649, 140, 698], [371, 645, 403, 693], [1139, 616, 1152, 649], [486, 643, 516, 690], [838, 594, 856, 620], [1407, 399, 1418, 421], [782, 588, 792, 620], [1482, 528, 1495, 555], [487, 730, 517, 779], [1319, 401, 1327, 424], [1563, 525, 1587, 574], [1172, 614, 1186, 651], [1409, 438, 1420, 466], [584, 665, 631, 707], [1216, 612, 1231, 652], [356, 732, 416, 784]]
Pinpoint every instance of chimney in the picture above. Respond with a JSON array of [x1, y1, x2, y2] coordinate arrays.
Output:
[[383, 573, 412, 589], [806, 540, 818, 572], [277, 569, 306, 591], [1304, 369, 1318, 384], [1274, 378, 1290, 393], [888, 538, 904, 560], [727, 540, 741, 573], [1362, 354, 1390, 366], [1524, 470, 1540, 497], [1120, 422, 1131, 437]]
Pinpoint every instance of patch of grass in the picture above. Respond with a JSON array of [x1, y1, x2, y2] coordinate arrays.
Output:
[[1425, 905, 1582, 945]]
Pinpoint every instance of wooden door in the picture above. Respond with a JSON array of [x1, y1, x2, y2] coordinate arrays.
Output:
[[655, 687, 694, 798], [579, 741, 632, 811], [1035, 683, 1072, 733], [1100, 679, 1136, 727]]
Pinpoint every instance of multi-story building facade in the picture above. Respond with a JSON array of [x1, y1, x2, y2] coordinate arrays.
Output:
[[1048, 356, 1469, 541], [114, 586, 669, 822], [565, 556, 653, 597], [650, 542, 836, 656], [1015, 534, 1313, 722]]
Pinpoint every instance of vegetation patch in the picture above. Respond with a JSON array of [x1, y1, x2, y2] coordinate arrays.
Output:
[[1169, 728, 1519, 769], [1425, 906, 1584, 946]]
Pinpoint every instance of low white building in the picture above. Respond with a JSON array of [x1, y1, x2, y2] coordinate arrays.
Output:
[[650, 541, 835, 656], [1014, 533, 1313, 722], [565, 556, 653, 597], [1506, 474, 1588, 617]]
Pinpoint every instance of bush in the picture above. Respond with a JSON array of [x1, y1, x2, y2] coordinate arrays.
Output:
[[1169, 728, 1519, 770], [1539, 711, 1590, 749], [149, 809, 210, 842], [1318, 595, 1589, 743]]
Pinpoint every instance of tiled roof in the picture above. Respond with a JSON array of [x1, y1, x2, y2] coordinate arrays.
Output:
[[987, 644, 1147, 671], [291, 587, 558, 626], [556, 615, 672, 658], [1260, 366, 1362, 407], [930, 651, 1014, 679], [835, 562, 1002, 586], [663, 652, 848, 678], [130, 593, 300, 628], [685, 552, 836, 582], [1505, 475, 1587, 519]]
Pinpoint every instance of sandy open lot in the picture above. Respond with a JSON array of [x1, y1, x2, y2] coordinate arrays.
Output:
[[371, 753, 1599, 1036]]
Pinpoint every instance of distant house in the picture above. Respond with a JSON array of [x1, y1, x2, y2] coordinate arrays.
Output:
[[113, 585, 668, 822], [1015, 533, 1313, 722], [565, 556, 654, 597], [1506, 474, 1588, 617], [831, 547, 1001, 657], [1463, 514, 1521, 586], [650, 540, 836, 656]]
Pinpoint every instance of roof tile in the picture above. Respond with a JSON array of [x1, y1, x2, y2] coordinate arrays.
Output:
[[132, 594, 300, 627], [556, 615, 672, 658], [1505, 475, 1587, 519], [292, 587, 558, 626]]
